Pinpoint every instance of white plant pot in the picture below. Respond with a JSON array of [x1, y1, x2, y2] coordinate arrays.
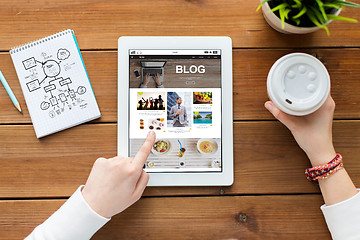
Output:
[[260, 0, 341, 34]]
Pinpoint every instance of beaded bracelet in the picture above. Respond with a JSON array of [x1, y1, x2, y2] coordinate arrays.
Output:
[[312, 163, 343, 181], [305, 154, 342, 177], [305, 154, 343, 182]]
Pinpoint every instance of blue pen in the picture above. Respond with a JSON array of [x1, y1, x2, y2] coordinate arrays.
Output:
[[0, 70, 22, 113]]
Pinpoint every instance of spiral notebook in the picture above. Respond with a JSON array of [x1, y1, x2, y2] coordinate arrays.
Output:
[[10, 29, 101, 138]]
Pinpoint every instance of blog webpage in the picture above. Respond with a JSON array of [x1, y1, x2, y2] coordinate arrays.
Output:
[[128, 49, 222, 172]]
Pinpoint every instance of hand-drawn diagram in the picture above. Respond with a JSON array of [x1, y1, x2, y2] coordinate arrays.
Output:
[[22, 48, 88, 118]]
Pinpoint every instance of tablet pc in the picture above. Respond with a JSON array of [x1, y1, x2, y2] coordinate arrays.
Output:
[[118, 37, 233, 186]]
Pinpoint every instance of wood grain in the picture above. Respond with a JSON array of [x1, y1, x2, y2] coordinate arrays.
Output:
[[0, 121, 359, 198], [233, 49, 360, 120], [0, 0, 360, 50], [1, 49, 360, 123], [1, 0, 359, 238], [0, 195, 331, 240]]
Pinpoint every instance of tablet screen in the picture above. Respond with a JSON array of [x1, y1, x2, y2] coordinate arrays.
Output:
[[128, 49, 221, 172]]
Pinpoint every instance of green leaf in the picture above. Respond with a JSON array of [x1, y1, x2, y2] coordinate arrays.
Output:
[[283, 8, 291, 20], [291, 0, 302, 8], [292, 6, 307, 19], [279, 8, 286, 28], [327, 14, 358, 23], [293, 18, 301, 25], [278, 7, 291, 28], [293, 0, 302, 6], [309, 5, 326, 25], [270, 3, 289, 13], [307, 9, 330, 36], [332, 0, 360, 8], [322, 3, 341, 9], [315, 0, 328, 22], [307, 9, 323, 28], [256, 0, 271, 12]]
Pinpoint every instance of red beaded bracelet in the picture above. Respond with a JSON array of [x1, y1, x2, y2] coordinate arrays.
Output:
[[312, 163, 343, 181], [305, 154, 343, 182]]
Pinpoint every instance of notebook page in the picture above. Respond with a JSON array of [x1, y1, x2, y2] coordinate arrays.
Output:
[[10, 30, 101, 138]]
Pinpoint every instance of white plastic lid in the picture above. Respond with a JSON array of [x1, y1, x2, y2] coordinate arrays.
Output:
[[267, 53, 330, 116]]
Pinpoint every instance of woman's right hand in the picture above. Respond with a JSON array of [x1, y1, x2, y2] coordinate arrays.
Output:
[[81, 131, 156, 218], [264, 95, 336, 166], [154, 73, 162, 86]]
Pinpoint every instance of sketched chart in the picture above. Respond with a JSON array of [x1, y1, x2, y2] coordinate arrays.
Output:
[[22, 48, 87, 118]]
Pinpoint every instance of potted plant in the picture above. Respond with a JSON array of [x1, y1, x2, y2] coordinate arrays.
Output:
[[257, 0, 360, 35]]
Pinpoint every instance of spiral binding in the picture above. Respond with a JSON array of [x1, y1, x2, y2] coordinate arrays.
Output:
[[9, 29, 72, 55]]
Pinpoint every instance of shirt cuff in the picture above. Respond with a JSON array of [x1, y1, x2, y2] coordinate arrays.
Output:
[[26, 185, 110, 240], [321, 189, 360, 240], [139, 84, 147, 88]]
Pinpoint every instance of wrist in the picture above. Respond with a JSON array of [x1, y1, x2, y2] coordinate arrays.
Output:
[[82, 187, 111, 219], [305, 153, 344, 182], [307, 147, 336, 167]]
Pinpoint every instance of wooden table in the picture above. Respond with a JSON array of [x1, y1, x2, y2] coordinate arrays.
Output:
[[1, 1, 360, 239]]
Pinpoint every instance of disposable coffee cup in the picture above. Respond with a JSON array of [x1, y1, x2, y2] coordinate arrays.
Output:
[[267, 53, 330, 116]]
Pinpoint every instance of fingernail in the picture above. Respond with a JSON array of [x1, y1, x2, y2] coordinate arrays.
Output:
[[265, 102, 272, 111], [148, 131, 155, 137]]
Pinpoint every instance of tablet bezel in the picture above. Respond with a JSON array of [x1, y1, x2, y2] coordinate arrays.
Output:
[[118, 36, 233, 186]]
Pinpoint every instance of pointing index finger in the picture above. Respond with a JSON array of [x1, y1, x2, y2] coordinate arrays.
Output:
[[134, 131, 156, 168]]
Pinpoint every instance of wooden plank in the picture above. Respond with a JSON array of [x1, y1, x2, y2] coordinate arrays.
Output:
[[0, 121, 360, 198], [233, 49, 360, 120], [0, 0, 360, 50], [0, 195, 331, 239], [2, 48, 360, 123]]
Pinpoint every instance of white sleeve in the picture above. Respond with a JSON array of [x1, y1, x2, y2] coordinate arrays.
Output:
[[25, 185, 110, 240], [321, 189, 360, 240]]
